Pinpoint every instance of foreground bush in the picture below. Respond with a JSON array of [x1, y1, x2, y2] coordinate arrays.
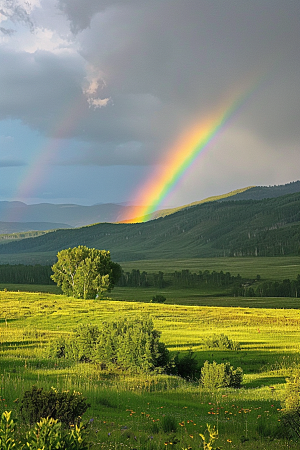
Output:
[[0, 411, 87, 450], [200, 360, 243, 390], [19, 386, 90, 425]]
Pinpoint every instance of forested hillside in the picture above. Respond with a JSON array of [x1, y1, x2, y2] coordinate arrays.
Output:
[[0, 192, 299, 264], [218, 180, 300, 202]]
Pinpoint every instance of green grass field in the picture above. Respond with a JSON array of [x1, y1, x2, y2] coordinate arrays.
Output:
[[119, 256, 300, 280], [1, 287, 300, 449], [1, 256, 299, 309]]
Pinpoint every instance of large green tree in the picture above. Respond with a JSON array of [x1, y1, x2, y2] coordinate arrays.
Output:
[[51, 246, 121, 299]]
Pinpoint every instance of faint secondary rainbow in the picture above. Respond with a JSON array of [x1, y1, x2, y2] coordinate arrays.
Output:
[[126, 78, 262, 223], [5, 96, 87, 222]]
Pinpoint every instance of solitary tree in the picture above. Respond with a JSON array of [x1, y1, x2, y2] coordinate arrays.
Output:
[[51, 246, 121, 299]]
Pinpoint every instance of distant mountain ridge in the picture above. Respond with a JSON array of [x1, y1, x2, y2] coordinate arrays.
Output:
[[0, 202, 142, 228], [0, 221, 72, 234], [1, 181, 299, 228], [1, 189, 300, 265]]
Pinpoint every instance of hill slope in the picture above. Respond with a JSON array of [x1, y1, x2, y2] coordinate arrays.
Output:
[[139, 180, 300, 222], [1, 191, 300, 264]]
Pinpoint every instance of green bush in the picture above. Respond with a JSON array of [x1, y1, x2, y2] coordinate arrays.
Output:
[[19, 386, 90, 426], [171, 349, 199, 379], [0, 411, 16, 450], [71, 324, 100, 362], [49, 335, 68, 358], [225, 363, 243, 388], [95, 316, 170, 372], [200, 361, 243, 390], [0, 412, 88, 450], [150, 295, 166, 303], [50, 317, 170, 373], [204, 334, 240, 351]]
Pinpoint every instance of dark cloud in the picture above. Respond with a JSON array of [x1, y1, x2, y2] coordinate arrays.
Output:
[[57, 0, 135, 33], [1, 0, 300, 171], [74, 0, 300, 157], [0, 48, 86, 134]]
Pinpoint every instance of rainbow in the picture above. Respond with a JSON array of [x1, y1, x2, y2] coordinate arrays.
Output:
[[126, 79, 261, 223], [5, 95, 87, 222]]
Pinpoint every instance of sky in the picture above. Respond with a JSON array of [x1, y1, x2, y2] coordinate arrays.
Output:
[[0, 0, 300, 210]]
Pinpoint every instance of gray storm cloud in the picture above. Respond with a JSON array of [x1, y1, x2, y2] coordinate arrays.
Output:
[[0, 0, 300, 171]]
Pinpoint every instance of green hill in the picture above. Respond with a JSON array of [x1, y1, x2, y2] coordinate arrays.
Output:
[[1, 191, 300, 264], [135, 185, 255, 222], [136, 180, 300, 222]]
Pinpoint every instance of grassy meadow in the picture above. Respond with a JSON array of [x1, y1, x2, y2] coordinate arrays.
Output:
[[1, 282, 300, 449], [119, 256, 300, 280]]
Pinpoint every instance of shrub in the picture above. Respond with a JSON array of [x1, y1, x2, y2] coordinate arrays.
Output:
[[0, 411, 16, 450], [204, 334, 240, 351], [71, 324, 100, 362], [172, 349, 199, 379], [49, 335, 68, 358], [200, 361, 243, 390], [225, 363, 243, 388], [0, 412, 88, 450], [95, 316, 170, 372], [19, 386, 90, 426], [49, 317, 170, 373], [150, 294, 166, 303]]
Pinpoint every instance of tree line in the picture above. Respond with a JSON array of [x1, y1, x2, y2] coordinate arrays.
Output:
[[1, 259, 300, 298], [234, 276, 300, 298], [117, 268, 242, 288], [0, 264, 55, 285]]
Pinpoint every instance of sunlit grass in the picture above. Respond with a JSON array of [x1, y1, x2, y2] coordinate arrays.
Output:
[[1, 290, 300, 448]]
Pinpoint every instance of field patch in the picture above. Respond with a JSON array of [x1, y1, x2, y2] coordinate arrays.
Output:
[[1, 291, 300, 448]]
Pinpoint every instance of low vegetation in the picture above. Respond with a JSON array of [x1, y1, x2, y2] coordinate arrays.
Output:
[[49, 317, 169, 372], [1, 287, 300, 448], [19, 386, 90, 425], [0, 411, 88, 450], [204, 333, 241, 351], [200, 361, 243, 390]]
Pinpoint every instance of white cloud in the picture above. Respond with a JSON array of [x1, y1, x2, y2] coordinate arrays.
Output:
[[0, 0, 35, 30], [83, 64, 111, 108], [87, 97, 110, 109]]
